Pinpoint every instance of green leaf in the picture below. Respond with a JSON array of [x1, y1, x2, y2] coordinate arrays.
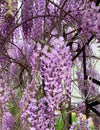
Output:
[[55, 116, 64, 130], [8, 102, 15, 115], [40, 40, 46, 45], [71, 112, 78, 123]]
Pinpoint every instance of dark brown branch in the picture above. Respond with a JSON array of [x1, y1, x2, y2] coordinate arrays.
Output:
[[88, 105, 100, 117], [48, 0, 81, 23], [72, 35, 94, 61]]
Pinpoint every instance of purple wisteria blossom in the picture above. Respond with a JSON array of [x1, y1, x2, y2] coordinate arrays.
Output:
[[2, 112, 14, 130], [40, 36, 72, 111]]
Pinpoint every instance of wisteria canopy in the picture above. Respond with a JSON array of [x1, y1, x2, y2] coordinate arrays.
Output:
[[0, 0, 100, 130]]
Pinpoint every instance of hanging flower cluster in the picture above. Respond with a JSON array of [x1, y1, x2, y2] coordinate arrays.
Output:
[[20, 79, 38, 130], [2, 112, 14, 130], [0, 81, 17, 130], [20, 36, 72, 129], [40, 36, 72, 111]]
